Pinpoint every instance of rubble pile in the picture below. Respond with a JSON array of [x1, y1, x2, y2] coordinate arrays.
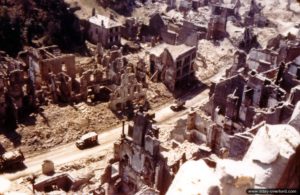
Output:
[[2, 0, 300, 194]]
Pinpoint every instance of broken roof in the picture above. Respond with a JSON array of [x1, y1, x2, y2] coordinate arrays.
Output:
[[149, 43, 196, 61], [89, 14, 122, 28]]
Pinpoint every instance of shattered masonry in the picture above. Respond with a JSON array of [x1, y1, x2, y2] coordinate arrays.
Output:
[[1, 0, 300, 194]]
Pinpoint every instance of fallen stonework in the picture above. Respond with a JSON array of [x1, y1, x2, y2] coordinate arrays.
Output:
[[100, 112, 171, 194], [243, 124, 300, 189], [109, 67, 147, 111], [167, 123, 300, 195], [1, 0, 300, 194]]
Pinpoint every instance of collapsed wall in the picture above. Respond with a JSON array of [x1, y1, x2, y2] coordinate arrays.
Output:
[[167, 123, 300, 195]]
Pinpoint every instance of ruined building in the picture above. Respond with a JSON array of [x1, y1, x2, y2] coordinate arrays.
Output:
[[167, 122, 300, 195], [203, 37, 300, 158], [243, 0, 268, 27], [226, 50, 247, 77], [100, 112, 172, 195], [238, 27, 259, 53], [148, 12, 167, 38], [277, 38, 300, 64], [100, 45, 126, 84], [149, 43, 197, 91], [236, 35, 300, 74], [281, 58, 300, 92], [247, 48, 278, 72], [20, 46, 77, 104], [148, 12, 205, 45], [0, 52, 34, 127], [206, 14, 227, 40], [19, 45, 113, 105], [208, 67, 295, 131], [206, 0, 242, 40], [210, 0, 241, 18], [122, 17, 141, 41], [109, 68, 147, 111]]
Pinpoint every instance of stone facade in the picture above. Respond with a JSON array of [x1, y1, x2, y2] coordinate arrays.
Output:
[[88, 14, 122, 49], [0, 52, 33, 127], [206, 15, 227, 40], [101, 112, 173, 194], [149, 43, 197, 91], [211, 0, 241, 17], [109, 68, 147, 111], [19, 45, 114, 105]]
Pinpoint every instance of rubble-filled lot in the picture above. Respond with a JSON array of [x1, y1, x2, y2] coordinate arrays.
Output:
[[0, 80, 172, 156], [2, 0, 300, 193], [9, 152, 112, 193], [1, 0, 298, 160]]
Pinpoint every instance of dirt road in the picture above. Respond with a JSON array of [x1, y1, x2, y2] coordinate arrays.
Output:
[[2, 69, 225, 181]]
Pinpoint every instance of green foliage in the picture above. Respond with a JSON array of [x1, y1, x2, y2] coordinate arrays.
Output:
[[0, 6, 23, 56], [0, 0, 84, 56]]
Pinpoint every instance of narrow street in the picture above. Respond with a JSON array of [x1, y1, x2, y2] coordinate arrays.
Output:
[[3, 68, 225, 181]]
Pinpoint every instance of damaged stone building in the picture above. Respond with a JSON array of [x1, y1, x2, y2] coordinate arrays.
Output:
[[100, 110, 221, 195], [19, 46, 80, 104], [0, 52, 34, 127], [121, 17, 141, 41], [206, 14, 227, 40], [18, 45, 113, 106], [100, 112, 173, 195], [247, 48, 278, 72], [238, 27, 259, 52], [243, 0, 268, 27], [109, 68, 147, 111], [18, 44, 149, 115], [24, 46, 76, 84], [210, 0, 241, 18], [88, 14, 122, 49], [281, 58, 300, 92], [96, 45, 148, 112], [148, 43, 197, 91], [142, 35, 298, 167], [206, 0, 240, 40], [2, 1, 300, 194], [147, 2, 233, 43], [148, 11, 206, 45], [231, 35, 300, 76], [208, 67, 295, 131], [201, 36, 300, 159], [167, 122, 300, 195]]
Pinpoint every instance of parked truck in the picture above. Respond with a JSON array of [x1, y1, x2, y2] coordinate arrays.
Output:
[[76, 132, 98, 149], [0, 149, 25, 171]]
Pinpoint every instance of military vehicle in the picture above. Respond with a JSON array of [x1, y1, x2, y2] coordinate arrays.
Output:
[[76, 132, 98, 149], [0, 150, 25, 171]]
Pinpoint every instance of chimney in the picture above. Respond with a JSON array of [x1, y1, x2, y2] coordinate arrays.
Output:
[[110, 14, 114, 20], [121, 120, 125, 138], [92, 8, 96, 16]]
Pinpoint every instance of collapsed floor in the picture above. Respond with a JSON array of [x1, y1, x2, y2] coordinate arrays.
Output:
[[1, 0, 300, 194]]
